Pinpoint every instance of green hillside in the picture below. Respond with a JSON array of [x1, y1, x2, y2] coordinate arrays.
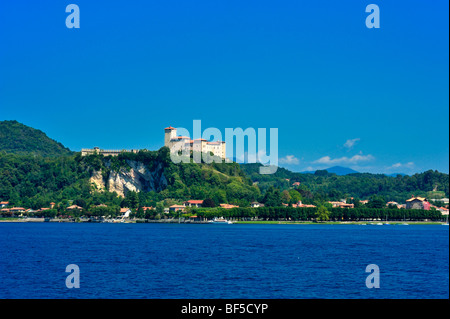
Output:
[[241, 163, 449, 204], [0, 122, 448, 212], [0, 120, 72, 157], [0, 147, 260, 210]]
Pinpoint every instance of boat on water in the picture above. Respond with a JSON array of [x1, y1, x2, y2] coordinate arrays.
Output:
[[208, 217, 233, 224]]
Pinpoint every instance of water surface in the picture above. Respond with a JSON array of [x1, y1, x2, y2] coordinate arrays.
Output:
[[0, 223, 448, 299]]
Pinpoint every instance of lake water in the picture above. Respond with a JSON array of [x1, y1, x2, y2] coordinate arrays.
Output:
[[0, 223, 448, 299]]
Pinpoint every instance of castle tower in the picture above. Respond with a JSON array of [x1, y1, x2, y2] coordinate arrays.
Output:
[[164, 126, 177, 147]]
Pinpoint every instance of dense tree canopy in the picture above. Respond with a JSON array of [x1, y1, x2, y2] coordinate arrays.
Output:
[[0, 121, 448, 219], [0, 120, 72, 157], [241, 163, 449, 204]]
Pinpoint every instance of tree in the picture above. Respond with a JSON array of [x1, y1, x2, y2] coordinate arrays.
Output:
[[136, 206, 144, 219], [349, 197, 362, 208], [281, 190, 291, 204], [288, 189, 302, 203], [367, 195, 385, 208], [316, 206, 330, 222], [156, 202, 164, 215], [125, 191, 139, 209], [74, 198, 86, 208], [202, 198, 216, 208], [263, 187, 283, 207]]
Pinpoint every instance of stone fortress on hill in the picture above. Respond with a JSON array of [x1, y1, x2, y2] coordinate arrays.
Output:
[[164, 126, 226, 159], [81, 126, 226, 159]]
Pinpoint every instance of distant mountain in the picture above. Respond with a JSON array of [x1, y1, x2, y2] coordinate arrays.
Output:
[[299, 170, 315, 174], [325, 166, 359, 175], [300, 166, 359, 176], [0, 120, 72, 157]]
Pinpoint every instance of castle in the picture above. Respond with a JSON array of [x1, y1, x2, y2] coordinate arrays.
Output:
[[81, 147, 139, 156], [81, 126, 226, 159], [164, 126, 226, 159]]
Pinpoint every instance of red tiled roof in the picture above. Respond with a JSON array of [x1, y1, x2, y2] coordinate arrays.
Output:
[[0, 201, 9, 205], [220, 204, 239, 209], [185, 200, 204, 204], [165, 126, 176, 130], [67, 205, 83, 210]]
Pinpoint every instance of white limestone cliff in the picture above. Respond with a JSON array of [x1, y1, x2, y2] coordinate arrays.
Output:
[[89, 160, 168, 197]]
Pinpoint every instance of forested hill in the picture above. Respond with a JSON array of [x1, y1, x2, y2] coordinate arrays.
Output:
[[241, 163, 449, 203], [0, 121, 448, 209], [0, 148, 260, 209], [0, 120, 72, 157]]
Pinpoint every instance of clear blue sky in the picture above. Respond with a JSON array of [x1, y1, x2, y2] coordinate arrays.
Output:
[[0, 0, 448, 174]]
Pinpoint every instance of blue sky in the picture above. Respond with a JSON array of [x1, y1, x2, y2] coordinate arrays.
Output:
[[0, 0, 448, 174]]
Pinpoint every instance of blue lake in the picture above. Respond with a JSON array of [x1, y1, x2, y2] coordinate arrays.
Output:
[[0, 223, 448, 299]]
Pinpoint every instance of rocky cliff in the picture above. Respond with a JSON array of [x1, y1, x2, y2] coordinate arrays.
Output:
[[90, 160, 168, 197]]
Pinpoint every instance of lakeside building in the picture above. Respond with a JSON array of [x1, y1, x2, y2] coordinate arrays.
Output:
[[164, 126, 226, 159], [328, 201, 355, 209], [430, 198, 449, 204], [405, 196, 431, 210], [386, 201, 404, 209], [292, 201, 316, 208], [184, 200, 204, 208], [220, 204, 239, 209], [169, 205, 186, 212], [120, 208, 132, 218], [251, 202, 264, 208], [67, 205, 83, 210], [81, 147, 140, 157], [10, 207, 26, 213], [0, 201, 9, 208]]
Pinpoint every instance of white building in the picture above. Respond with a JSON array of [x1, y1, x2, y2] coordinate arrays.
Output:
[[81, 147, 139, 157], [164, 126, 226, 159], [120, 208, 131, 218]]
